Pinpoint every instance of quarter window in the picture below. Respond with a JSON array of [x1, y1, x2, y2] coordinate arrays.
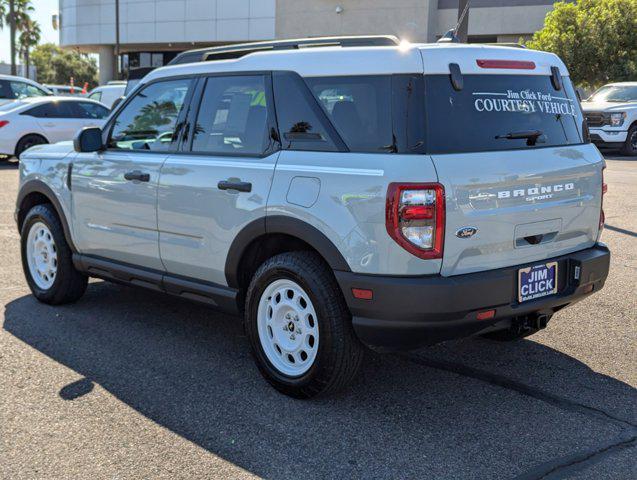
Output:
[[108, 79, 192, 151], [273, 72, 339, 152], [73, 102, 110, 119], [191, 75, 270, 155], [306, 76, 393, 153]]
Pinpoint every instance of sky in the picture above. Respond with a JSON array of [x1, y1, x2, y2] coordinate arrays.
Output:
[[0, 0, 59, 64]]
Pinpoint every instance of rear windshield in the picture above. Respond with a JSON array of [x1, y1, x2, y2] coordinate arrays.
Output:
[[424, 74, 584, 154]]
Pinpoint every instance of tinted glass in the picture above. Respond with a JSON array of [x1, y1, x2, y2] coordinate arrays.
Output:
[[424, 74, 583, 154], [192, 75, 270, 155], [306, 76, 393, 153], [273, 72, 339, 152], [393, 75, 426, 153], [25, 102, 76, 118], [73, 102, 110, 119], [0, 80, 13, 99], [88, 91, 102, 102], [108, 79, 192, 151]]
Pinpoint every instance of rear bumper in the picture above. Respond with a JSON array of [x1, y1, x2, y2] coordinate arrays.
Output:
[[335, 244, 610, 350]]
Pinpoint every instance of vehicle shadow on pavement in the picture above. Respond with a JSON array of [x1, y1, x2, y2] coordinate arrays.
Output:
[[4, 281, 636, 479]]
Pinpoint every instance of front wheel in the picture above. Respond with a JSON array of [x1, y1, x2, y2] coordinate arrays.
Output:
[[21, 204, 88, 304], [244, 252, 364, 398], [620, 124, 637, 156]]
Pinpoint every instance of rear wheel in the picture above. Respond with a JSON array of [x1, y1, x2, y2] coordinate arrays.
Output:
[[620, 124, 637, 156], [15, 134, 47, 159], [21, 204, 87, 304], [245, 251, 364, 398]]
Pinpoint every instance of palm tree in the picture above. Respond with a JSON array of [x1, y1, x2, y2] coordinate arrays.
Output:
[[0, 2, 6, 30], [0, 0, 35, 75], [18, 16, 39, 79]]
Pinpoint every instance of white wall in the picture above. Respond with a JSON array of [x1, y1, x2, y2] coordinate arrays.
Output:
[[59, 0, 276, 47]]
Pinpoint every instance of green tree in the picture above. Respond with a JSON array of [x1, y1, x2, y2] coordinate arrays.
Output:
[[527, 0, 637, 90], [31, 43, 98, 88], [0, 0, 36, 75]]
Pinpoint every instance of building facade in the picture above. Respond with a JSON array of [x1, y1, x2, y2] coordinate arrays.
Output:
[[59, 0, 556, 84]]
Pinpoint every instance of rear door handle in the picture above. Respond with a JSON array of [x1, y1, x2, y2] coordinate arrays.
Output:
[[124, 170, 150, 182], [217, 180, 252, 192]]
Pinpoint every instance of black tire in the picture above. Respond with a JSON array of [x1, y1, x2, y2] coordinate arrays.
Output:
[[244, 251, 364, 398], [620, 124, 637, 156], [15, 134, 47, 159], [20, 204, 87, 304]]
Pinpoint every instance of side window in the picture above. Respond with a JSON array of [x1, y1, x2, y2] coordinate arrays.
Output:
[[107, 78, 192, 151], [10, 81, 47, 98], [272, 72, 339, 152], [25, 102, 76, 118], [306, 76, 393, 153], [0, 80, 15, 99], [88, 91, 102, 102], [73, 102, 110, 119], [191, 75, 270, 155]]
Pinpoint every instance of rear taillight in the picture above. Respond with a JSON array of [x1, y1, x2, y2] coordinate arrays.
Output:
[[599, 167, 607, 234], [0, 120, 9, 128], [386, 183, 445, 259]]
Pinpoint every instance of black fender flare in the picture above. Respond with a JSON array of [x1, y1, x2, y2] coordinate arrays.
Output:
[[225, 215, 351, 288], [16, 180, 77, 252]]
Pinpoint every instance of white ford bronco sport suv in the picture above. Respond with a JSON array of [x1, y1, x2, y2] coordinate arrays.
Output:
[[581, 82, 637, 156], [16, 37, 610, 398]]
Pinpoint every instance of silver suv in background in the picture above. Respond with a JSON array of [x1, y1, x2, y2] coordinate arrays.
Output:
[[16, 37, 610, 398]]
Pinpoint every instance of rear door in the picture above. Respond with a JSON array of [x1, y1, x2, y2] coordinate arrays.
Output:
[[158, 73, 279, 286], [27, 101, 82, 142], [423, 70, 603, 276]]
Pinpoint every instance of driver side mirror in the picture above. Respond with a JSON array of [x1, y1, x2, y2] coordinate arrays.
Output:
[[74, 127, 104, 153]]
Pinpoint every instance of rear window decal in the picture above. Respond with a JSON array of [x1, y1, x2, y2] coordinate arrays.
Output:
[[473, 90, 576, 116]]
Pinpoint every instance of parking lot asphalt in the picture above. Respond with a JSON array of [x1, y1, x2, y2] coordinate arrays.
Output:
[[0, 154, 635, 480]]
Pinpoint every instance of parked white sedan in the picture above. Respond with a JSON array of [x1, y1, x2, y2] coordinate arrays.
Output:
[[0, 96, 110, 159]]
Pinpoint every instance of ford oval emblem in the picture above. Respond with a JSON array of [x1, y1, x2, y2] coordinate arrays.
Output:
[[456, 226, 478, 239]]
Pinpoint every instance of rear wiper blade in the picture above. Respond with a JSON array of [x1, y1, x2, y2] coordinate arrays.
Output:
[[495, 130, 544, 146], [495, 130, 543, 140]]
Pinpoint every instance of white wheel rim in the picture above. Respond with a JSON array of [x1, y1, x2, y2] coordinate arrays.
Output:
[[257, 279, 319, 377], [26, 221, 57, 290]]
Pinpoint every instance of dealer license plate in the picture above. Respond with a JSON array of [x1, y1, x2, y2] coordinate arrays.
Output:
[[518, 262, 558, 303]]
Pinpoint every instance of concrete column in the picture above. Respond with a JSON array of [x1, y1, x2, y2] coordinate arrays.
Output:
[[97, 45, 116, 85]]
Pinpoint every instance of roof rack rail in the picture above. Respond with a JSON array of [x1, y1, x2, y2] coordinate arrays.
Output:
[[483, 43, 527, 49], [199, 35, 400, 62]]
